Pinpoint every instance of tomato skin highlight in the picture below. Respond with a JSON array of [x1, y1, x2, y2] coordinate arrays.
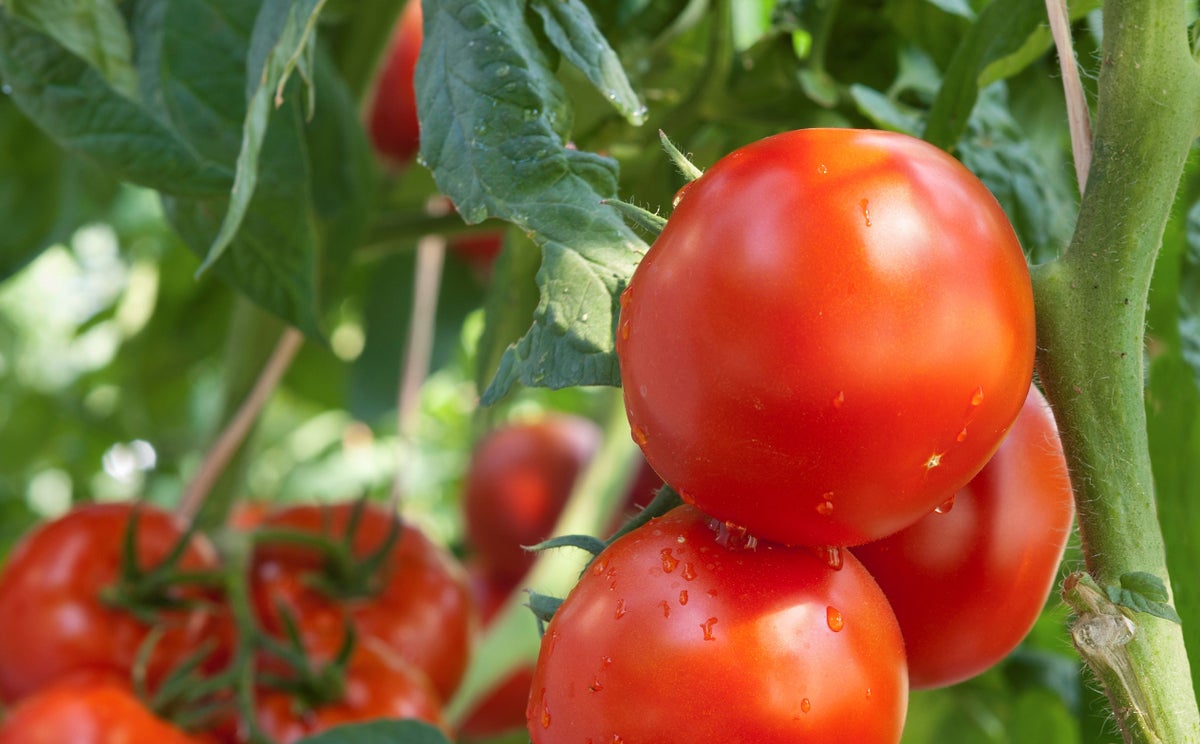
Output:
[[250, 501, 477, 701], [853, 385, 1075, 689], [0, 502, 219, 704], [527, 505, 908, 744], [366, 0, 423, 164], [617, 128, 1036, 547], [0, 672, 205, 744]]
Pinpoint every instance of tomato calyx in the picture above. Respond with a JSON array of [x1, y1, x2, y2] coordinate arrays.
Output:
[[257, 608, 358, 714], [252, 499, 402, 602], [99, 508, 224, 624]]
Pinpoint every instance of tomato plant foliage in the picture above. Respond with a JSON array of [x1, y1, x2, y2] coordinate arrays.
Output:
[[1, 0, 1199, 743]]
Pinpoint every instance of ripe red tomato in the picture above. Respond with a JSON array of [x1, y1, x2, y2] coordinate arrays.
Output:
[[251, 637, 447, 744], [366, 0, 423, 163], [0, 671, 206, 744], [462, 415, 600, 582], [0, 502, 220, 703], [250, 501, 476, 700], [617, 128, 1036, 548], [527, 505, 908, 743], [852, 384, 1074, 689]]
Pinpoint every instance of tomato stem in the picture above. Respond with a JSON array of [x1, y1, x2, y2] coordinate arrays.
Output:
[[1031, 0, 1200, 740]]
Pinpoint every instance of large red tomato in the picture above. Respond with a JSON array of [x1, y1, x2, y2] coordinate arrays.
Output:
[[462, 415, 600, 582], [251, 637, 447, 744], [0, 671, 208, 744], [527, 505, 908, 743], [366, 0, 423, 163], [617, 128, 1036, 548], [0, 502, 220, 703], [852, 384, 1074, 688], [250, 501, 476, 700]]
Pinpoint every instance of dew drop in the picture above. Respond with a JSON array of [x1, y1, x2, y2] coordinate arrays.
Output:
[[816, 500, 834, 516], [971, 387, 985, 406], [591, 559, 608, 576], [538, 689, 551, 728], [631, 425, 648, 446], [700, 617, 718, 640], [815, 546, 844, 570], [681, 563, 698, 581], [859, 198, 872, 227], [619, 319, 631, 340], [589, 677, 604, 692], [956, 427, 968, 442], [601, 655, 613, 668], [494, 63, 511, 77], [826, 605, 845, 632], [659, 599, 671, 618], [679, 590, 689, 605], [935, 494, 957, 514], [865, 687, 872, 699], [706, 588, 718, 598], [614, 599, 627, 619], [925, 452, 943, 470], [832, 390, 845, 409], [660, 548, 680, 573], [801, 698, 812, 713], [817, 163, 828, 175]]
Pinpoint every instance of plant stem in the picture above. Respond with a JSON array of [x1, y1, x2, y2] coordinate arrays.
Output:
[[1031, 1, 1200, 741]]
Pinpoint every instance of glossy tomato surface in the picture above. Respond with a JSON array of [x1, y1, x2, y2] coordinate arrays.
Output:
[[462, 415, 600, 582], [366, 0, 423, 163], [527, 505, 908, 743], [251, 637, 447, 744], [853, 385, 1074, 688], [250, 501, 476, 700], [617, 128, 1036, 547], [0, 502, 219, 703], [0, 672, 204, 744]]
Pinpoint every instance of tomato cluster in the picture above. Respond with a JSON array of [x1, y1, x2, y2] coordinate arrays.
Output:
[[525, 129, 1074, 742], [0, 499, 477, 743]]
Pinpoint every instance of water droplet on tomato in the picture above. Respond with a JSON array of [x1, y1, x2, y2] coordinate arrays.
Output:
[[619, 319, 631, 340], [859, 198, 872, 227], [660, 548, 680, 573], [956, 427, 968, 442], [592, 559, 608, 576], [801, 698, 812, 713], [700, 617, 718, 640], [815, 545, 844, 570], [826, 605, 844, 632], [816, 500, 834, 516], [832, 390, 845, 408], [659, 599, 671, 618], [538, 689, 551, 728], [817, 163, 828, 175], [935, 494, 957, 514], [925, 452, 943, 470], [679, 590, 689, 605], [971, 386, 985, 406], [681, 563, 698, 581], [614, 599, 627, 619], [631, 425, 648, 446]]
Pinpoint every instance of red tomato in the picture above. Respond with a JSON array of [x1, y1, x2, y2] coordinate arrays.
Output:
[[251, 637, 448, 744], [449, 231, 504, 278], [0, 502, 220, 703], [462, 415, 600, 582], [617, 128, 1036, 548], [852, 384, 1074, 688], [0, 672, 205, 744], [366, 0, 423, 163], [250, 501, 476, 700], [527, 505, 908, 743]]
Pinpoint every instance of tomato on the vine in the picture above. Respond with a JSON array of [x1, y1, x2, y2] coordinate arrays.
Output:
[[0, 502, 220, 704], [366, 0, 423, 164], [617, 128, 1036, 548], [249, 501, 476, 700], [527, 505, 908, 743], [853, 384, 1075, 689], [250, 637, 447, 744], [462, 415, 600, 582], [0, 671, 208, 744]]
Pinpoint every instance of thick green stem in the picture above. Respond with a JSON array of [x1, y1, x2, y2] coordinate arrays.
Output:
[[1031, 1, 1200, 742]]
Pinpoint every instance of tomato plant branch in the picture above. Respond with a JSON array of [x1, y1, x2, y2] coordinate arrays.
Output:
[[178, 327, 304, 527], [1031, 0, 1200, 741]]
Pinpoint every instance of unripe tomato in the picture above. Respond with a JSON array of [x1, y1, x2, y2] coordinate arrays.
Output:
[[617, 128, 1036, 547], [853, 385, 1075, 688]]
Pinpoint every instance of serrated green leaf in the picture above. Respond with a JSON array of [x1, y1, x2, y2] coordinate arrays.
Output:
[[295, 719, 450, 744], [0, 10, 233, 196], [6, 0, 138, 99], [1104, 573, 1183, 624], [198, 0, 328, 274], [418, 0, 647, 402], [530, 0, 645, 125]]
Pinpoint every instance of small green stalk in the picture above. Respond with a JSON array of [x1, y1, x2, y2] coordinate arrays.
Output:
[[1032, 0, 1200, 741]]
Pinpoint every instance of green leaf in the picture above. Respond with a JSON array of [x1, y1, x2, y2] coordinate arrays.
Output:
[[295, 719, 450, 744], [924, 0, 1051, 150], [530, 0, 646, 125], [1105, 572, 1184, 624], [198, 0, 329, 274], [474, 230, 541, 395], [1181, 198, 1200, 387], [418, 0, 647, 402], [849, 84, 923, 136], [0, 9, 233, 196], [5, 0, 138, 98]]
